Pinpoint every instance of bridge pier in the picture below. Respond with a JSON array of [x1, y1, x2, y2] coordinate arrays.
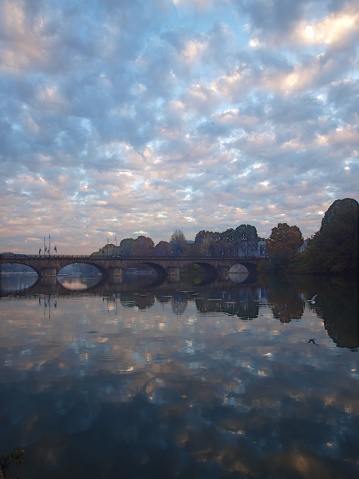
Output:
[[40, 267, 58, 278], [217, 267, 229, 281], [39, 267, 58, 287], [108, 267, 123, 283], [39, 276, 58, 287], [167, 267, 180, 282]]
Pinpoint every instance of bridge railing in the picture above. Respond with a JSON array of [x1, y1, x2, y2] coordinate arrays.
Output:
[[0, 254, 90, 258], [0, 254, 262, 260]]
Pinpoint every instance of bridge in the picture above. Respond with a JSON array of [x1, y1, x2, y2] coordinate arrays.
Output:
[[0, 254, 259, 283]]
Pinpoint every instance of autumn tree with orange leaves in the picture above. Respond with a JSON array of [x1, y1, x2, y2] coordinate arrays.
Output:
[[266, 223, 303, 273]]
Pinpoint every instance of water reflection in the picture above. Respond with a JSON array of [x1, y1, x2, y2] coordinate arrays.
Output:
[[0, 272, 38, 291], [0, 274, 358, 478], [1, 273, 358, 351], [265, 275, 305, 322], [228, 271, 249, 283], [58, 275, 101, 290]]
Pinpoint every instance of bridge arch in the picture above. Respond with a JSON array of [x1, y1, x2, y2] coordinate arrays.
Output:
[[227, 261, 257, 282], [0, 260, 41, 278], [182, 261, 218, 279], [58, 261, 109, 279], [125, 261, 167, 282], [236, 261, 257, 276]]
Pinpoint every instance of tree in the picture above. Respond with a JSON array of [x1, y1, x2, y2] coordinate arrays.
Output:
[[266, 223, 303, 273], [267, 223, 303, 255], [1, 449, 25, 478], [120, 238, 135, 257], [212, 238, 234, 257], [235, 224, 258, 256], [301, 198, 359, 273], [217, 229, 238, 256], [99, 243, 117, 256], [321, 198, 358, 231], [194, 230, 218, 257], [154, 241, 171, 257], [132, 236, 154, 257], [217, 225, 259, 257], [170, 229, 186, 243], [170, 229, 187, 256]]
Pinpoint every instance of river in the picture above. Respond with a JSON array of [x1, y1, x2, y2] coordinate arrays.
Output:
[[0, 272, 358, 478]]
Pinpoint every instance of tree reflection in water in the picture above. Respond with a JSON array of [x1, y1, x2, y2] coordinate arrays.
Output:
[[0, 273, 358, 478], [265, 275, 305, 323]]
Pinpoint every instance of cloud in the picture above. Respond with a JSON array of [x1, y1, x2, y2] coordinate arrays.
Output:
[[0, 0, 358, 253]]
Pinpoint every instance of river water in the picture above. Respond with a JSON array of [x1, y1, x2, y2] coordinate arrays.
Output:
[[0, 272, 358, 479]]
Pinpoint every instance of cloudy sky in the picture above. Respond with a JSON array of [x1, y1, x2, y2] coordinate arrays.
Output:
[[1, 0, 358, 254]]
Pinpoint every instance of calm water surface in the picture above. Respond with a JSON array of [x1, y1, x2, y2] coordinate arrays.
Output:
[[0, 273, 358, 479]]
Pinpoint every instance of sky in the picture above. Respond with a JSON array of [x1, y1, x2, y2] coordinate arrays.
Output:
[[0, 0, 358, 255]]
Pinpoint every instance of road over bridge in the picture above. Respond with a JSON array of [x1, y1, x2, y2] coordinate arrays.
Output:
[[0, 254, 260, 283]]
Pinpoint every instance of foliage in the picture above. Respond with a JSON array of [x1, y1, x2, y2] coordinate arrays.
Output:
[[0, 449, 25, 478], [154, 241, 171, 256], [194, 230, 219, 257], [119, 238, 135, 257], [96, 243, 117, 256], [235, 224, 258, 242], [220, 224, 259, 256], [88, 199, 357, 275], [256, 259, 269, 274], [299, 198, 359, 274], [170, 229, 187, 256], [132, 236, 154, 257], [266, 223, 303, 255], [119, 237, 154, 257], [170, 229, 186, 243], [266, 223, 303, 273], [91, 224, 261, 258], [235, 224, 259, 256]]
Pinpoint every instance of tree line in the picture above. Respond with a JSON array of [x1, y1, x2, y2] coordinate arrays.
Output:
[[262, 198, 358, 274], [94, 224, 262, 259], [93, 198, 358, 275]]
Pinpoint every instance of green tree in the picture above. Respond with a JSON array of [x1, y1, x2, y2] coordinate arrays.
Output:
[[235, 224, 259, 256], [266, 223, 303, 273], [120, 238, 135, 257], [301, 198, 359, 273], [217, 225, 259, 257], [220, 228, 236, 244], [194, 230, 218, 257], [213, 238, 234, 257], [1, 449, 25, 478]]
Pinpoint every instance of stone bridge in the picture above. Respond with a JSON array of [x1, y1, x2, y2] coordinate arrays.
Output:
[[0, 254, 259, 283]]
